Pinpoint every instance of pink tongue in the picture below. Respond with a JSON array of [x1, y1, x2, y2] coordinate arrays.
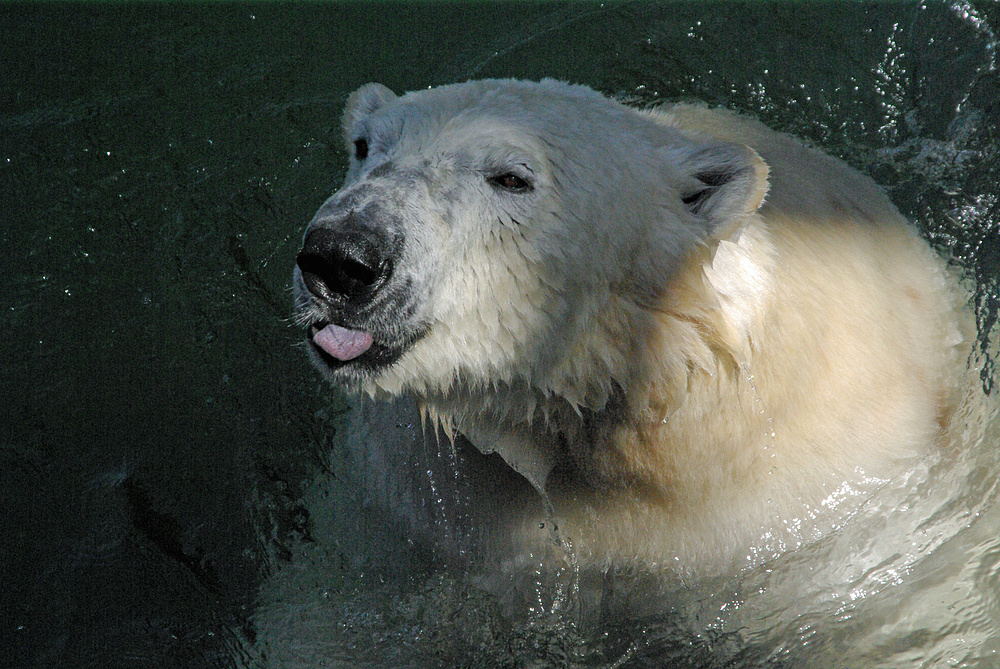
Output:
[[313, 324, 374, 361]]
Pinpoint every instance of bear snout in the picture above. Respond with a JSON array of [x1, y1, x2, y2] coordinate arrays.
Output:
[[296, 220, 396, 305]]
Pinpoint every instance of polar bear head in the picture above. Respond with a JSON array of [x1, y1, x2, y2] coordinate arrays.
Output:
[[293, 79, 767, 423]]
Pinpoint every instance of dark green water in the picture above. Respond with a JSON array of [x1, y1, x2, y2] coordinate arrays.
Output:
[[2, 3, 998, 667]]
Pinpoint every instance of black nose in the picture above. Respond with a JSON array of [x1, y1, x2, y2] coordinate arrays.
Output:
[[296, 222, 394, 302]]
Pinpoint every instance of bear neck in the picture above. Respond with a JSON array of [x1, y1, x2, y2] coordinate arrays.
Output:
[[416, 229, 770, 503]]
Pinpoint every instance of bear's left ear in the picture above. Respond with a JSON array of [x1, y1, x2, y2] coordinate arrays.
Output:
[[675, 142, 769, 234], [341, 83, 397, 143]]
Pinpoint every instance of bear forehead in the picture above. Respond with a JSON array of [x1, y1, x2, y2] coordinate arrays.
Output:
[[397, 78, 610, 118], [359, 79, 677, 157]]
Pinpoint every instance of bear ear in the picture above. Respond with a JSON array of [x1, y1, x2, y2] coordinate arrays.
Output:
[[675, 142, 770, 234], [342, 83, 397, 141]]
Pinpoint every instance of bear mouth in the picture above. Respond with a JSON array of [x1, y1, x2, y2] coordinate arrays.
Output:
[[306, 320, 422, 376], [311, 322, 374, 362]]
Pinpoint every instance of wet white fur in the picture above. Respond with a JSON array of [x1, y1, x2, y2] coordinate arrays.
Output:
[[310, 80, 970, 577]]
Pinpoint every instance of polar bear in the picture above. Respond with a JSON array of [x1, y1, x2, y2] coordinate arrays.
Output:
[[292, 78, 970, 578]]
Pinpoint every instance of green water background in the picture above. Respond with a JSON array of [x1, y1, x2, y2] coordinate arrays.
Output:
[[2, 3, 998, 667]]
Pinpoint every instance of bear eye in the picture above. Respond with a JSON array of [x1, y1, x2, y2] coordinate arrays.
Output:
[[353, 138, 369, 161], [487, 172, 533, 193]]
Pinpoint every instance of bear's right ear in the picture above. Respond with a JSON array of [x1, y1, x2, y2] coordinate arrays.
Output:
[[341, 83, 397, 143], [675, 142, 770, 236]]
